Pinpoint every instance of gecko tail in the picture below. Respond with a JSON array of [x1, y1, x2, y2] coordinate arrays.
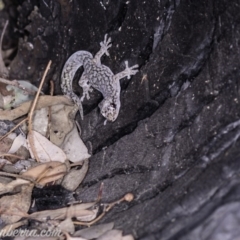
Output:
[[79, 102, 84, 120]]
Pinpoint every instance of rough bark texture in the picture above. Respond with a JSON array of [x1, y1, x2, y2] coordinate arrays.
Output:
[[2, 0, 240, 239]]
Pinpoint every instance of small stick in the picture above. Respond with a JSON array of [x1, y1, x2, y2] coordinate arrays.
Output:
[[0, 117, 27, 141], [46, 80, 54, 138], [73, 193, 134, 226], [28, 61, 52, 132], [27, 61, 52, 162]]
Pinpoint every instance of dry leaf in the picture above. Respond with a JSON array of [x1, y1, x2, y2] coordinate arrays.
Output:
[[4, 80, 38, 109], [0, 82, 12, 96], [74, 222, 114, 239], [27, 130, 67, 163], [76, 207, 99, 222], [32, 107, 49, 136], [97, 230, 123, 240], [0, 95, 73, 121], [65, 232, 87, 240], [30, 202, 97, 222], [49, 104, 76, 146], [58, 218, 75, 234], [0, 135, 13, 153], [0, 178, 29, 195], [122, 235, 135, 240], [22, 161, 67, 185], [8, 133, 27, 154], [61, 159, 89, 191], [0, 184, 33, 224], [61, 125, 91, 163]]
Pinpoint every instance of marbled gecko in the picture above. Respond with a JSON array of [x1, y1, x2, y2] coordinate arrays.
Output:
[[61, 34, 138, 123]]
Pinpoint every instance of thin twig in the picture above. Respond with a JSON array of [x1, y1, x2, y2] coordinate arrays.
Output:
[[46, 80, 54, 138], [28, 60, 52, 132], [0, 117, 27, 141], [27, 61, 52, 162]]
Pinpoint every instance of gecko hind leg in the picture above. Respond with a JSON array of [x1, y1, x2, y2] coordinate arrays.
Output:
[[79, 76, 93, 102], [67, 91, 84, 120]]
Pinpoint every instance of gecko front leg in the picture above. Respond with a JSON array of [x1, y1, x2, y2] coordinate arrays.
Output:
[[92, 34, 112, 66], [113, 61, 139, 82]]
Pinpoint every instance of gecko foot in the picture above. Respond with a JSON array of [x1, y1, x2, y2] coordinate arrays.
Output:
[[100, 34, 112, 57], [81, 87, 93, 102], [124, 61, 139, 79]]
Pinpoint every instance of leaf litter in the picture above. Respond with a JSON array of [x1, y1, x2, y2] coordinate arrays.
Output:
[[0, 22, 135, 240]]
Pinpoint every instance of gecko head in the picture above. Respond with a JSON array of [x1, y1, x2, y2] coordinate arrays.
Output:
[[99, 99, 120, 122]]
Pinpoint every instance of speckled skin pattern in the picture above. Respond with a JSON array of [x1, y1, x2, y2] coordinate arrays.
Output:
[[61, 35, 138, 123]]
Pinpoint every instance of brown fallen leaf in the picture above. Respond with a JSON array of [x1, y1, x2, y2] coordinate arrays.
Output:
[[0, 95, 73, 121], [0, 178, 29, 195], [0, 183, 33, 224], [22, 161, 68, 186], [0, 135, 13, 153], [29, 202, 97, 222]]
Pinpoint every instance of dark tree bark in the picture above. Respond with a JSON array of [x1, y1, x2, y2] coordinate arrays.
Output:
[[1, 0, 240, 239]]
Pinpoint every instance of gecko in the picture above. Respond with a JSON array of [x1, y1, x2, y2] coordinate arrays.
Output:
[[61, 34, 138, 123]]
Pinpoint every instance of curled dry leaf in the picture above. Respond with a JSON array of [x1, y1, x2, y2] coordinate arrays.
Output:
[[76, 207, 99, 222], [30, 202, 97, 222], [27, 130, 67, 163], [0, 178, 29, 195], [0, 184, 33, 224], [74, 222, 114, 239], [0, 95, 73, 121], [22, 161, 68, 185], [61, 159, 89, 191]]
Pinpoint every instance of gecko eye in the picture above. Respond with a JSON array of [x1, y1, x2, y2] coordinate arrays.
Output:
[[109, 103, 116, 109]]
